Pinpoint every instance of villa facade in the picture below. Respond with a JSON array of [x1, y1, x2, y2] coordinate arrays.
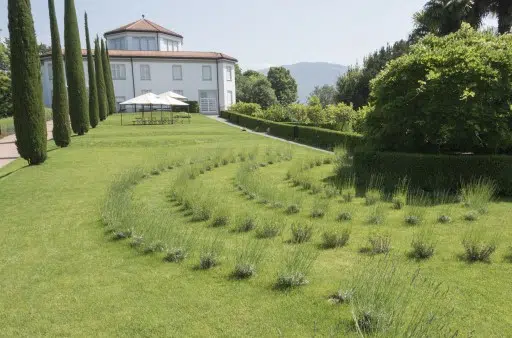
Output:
[[40, 18, 237, 114]]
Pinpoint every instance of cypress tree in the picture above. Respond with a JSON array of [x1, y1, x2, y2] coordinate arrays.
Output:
[[8, 0, 47, 165], [101, 40, 117, 115], [48, 0, 71, 147], [64, 0, 89, 135], [95, 37, 108, 121], [84, 12, 99, 128]]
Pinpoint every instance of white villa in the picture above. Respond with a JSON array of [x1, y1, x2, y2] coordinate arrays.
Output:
[[40, 18, 237, 114]]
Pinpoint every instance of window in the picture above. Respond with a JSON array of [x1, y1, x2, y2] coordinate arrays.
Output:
[[173, 90, 184, 96], [133, 37, 157, 51], [141, 89, 152, 94], [172, 65, 182, 80], [109, 38, 126, 50], [111, 64, 126, 80], [140, 64, 151, 80], [202, 65, 212, 81], [163, 39, 179, 52], [226, 66, 232, 81], [48, 63, 53, 80], [227, 90, 233, 106]]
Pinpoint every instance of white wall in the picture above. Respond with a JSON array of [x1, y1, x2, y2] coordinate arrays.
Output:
[[41, 58, 89, 107], [41, 56, 237, 113], [218, 61, 236, 111]]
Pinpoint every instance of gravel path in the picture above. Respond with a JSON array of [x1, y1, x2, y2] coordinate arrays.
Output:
[[207, 115, 333, 154], [0, 121, 54, 168]]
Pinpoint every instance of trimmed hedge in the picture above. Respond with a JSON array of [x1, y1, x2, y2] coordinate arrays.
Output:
[[353, 151, 512, 196], [220, 111, 363, 151], [173, 101, 199, 113]]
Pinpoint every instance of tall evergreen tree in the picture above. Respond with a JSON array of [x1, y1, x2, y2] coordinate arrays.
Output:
[[64, 0, 89, 135], [48, 0, 71, 147], [94, 37, 108, 121], [101, 40, 116, 115], [8, 0, 47, 164], [84, 12, 99, 128]]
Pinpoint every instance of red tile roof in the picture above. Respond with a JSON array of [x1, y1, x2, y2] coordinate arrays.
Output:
[[104, 19, 183, 38], [41, 49, 237, 62]]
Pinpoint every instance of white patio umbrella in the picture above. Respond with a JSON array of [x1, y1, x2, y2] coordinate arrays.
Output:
[[160, 90, 187, 100]]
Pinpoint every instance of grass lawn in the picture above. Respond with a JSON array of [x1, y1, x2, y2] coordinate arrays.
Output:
[[0, 114, 511, 336], [0, 109, 52, 137]]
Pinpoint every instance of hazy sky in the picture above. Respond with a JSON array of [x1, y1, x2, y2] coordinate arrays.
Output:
[[0, 0, 487, 70]]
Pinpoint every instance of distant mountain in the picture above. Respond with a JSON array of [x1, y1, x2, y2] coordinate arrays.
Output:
[[260, 62, 348, 102]]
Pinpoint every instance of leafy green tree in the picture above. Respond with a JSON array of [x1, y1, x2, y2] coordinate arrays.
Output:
[[309, 84, 337, 107], [247, 76, 278, 109], [479, 0, 512, 34], [8, 0, 47, 164], [410, 0, 474, 40], [367, 24, 512, 154], [64, 0, 89, 135], [94, 38, 108, 121], [48, 0, 71, 147], [0, 72, 12, 118], [84, 13, 99, 128], [267, 67, 298, 105], [337, 40, 409, 108], [38, 43, 52, 55], [101, 39, 116, 115], [236, 69, 278, 108], [0, 39, 10, 72]]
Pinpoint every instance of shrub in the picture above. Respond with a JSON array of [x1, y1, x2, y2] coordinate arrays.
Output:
[[236, 215, 257, 232], [365, 189, 381, 206], [410, 228, 436, 260], [199, 237, 224, 269], [290, 222, 314, 243], [112, 230, 132, 241], [322, 229, 351, 249], [349, 257, 457, 336], [164, 248, 188, 263], [392, 178, 408, 210], [229, 102, 263, 116], [286, 203, 301, 215], [460, 178, 496, 214], [367, 204, 387, 225], [404, 193, 429, 226], [130, 236, 144, 248], [368, 24, 512, 154], [328, 289, 354, 304], [324, 184, 339, 199], [337, 211, 353, 222], [232, 241, 266, 279], [462, 229, 497, 262], [191, 206, 212, 222], [275, 248, 317, 289], [255, 219, 282, 239], [438, 215, 452, 224], [463, 210, 479, 222], [367, 232, 391, 254], [353, 151, 512, 197], [143, 241, 166, 254], [310, 200, 328, 219], [211, 209, 230, 227]]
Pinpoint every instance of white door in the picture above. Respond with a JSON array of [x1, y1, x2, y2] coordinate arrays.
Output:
[[199, 90, 217, 114]]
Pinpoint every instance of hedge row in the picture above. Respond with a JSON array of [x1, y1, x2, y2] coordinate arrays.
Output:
[[353, 151, 512, 196], [174, 101, 200, 114], [220, 111, 363, 151]]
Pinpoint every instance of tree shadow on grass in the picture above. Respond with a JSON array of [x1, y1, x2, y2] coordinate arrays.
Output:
[[0, 164, 28, 180]]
